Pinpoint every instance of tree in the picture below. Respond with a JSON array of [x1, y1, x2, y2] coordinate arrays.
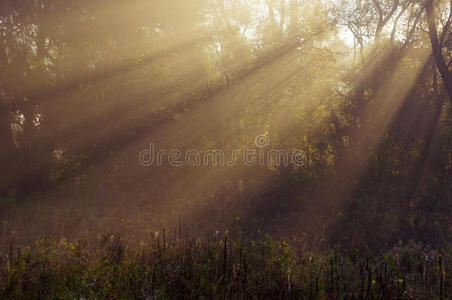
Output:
[[423, 0, 452, 106]]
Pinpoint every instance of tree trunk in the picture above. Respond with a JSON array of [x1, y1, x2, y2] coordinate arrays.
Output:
[[425, 0, 452, 105], [280, 0, 286, 32]]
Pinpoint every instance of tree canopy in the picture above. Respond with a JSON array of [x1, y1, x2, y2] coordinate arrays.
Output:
[[0, 0, 451, 254]]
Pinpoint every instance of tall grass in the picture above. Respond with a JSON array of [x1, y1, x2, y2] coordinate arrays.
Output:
[[0, 229, 450, 299]]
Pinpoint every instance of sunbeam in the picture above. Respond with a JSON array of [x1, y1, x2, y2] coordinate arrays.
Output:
[[1, 0, 452, 297]]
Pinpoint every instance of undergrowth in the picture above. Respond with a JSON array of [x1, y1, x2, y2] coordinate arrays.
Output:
[[0, 231, 450, 299]]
